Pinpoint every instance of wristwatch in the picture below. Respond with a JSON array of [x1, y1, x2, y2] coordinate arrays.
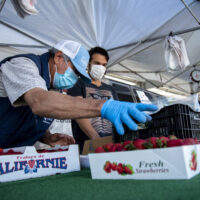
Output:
[[190, 70, 200, 82]]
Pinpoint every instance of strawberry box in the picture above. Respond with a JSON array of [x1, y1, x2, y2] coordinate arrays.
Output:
[[87, 137, 200, 180], [0, 144, 80, 182]]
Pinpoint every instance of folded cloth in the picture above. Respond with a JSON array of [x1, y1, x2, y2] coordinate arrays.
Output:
[[164, 35, 190, 71]]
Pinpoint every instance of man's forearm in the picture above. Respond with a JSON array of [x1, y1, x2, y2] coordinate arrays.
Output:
[[24, 88, 105, 119], [76, 118, 101, 139]]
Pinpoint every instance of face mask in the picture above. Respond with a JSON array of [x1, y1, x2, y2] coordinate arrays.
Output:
[[89, 64, 106, 81], [53, 66, 78, 89]]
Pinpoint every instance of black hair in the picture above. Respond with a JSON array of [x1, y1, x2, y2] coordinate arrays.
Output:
[[89, 47, 109, 62], [48, 48, 57, 58]]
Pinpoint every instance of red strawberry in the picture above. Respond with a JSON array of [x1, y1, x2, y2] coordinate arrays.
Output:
[[116, 163, 124, 174], [190, 160, 197, 171], [111, 162, 117, 171], [124, 166, 133, 174], [133, 139, 146, 149], [95, 146, 105, 153], [114, 143, 125, 152], [109, 145, 117, 152], [159, 136, 169, 147], [167, 139, 182, 147], [123, 140, 135, 150], [0, 148, 3, 153], [104, 161, 112, 173], [192, 154, 195, 163], [7, 149, 15, 155], [181, 138, 198, 146], [149, 137, 159, 148], [103, 143, 114, 152]]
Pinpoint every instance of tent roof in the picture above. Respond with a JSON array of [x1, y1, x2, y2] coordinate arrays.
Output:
[[0, 0, 200, 95]]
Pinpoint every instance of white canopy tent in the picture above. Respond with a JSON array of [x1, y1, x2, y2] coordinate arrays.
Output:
[[0, 0, 200, 96]]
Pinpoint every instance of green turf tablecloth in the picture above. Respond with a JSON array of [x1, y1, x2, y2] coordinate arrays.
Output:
[[1, 168, 200, 200]]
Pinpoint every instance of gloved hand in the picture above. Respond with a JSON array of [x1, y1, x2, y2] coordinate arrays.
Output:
[[101, 99, 158, 135]]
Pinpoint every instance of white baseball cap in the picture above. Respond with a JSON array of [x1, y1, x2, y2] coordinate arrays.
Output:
[[54, 40, 91, 83]]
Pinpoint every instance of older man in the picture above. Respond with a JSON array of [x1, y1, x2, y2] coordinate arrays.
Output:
[[0, 40, 157, 149]]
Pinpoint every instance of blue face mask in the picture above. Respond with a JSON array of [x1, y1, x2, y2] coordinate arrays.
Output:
[[53, 66, 78, 89]]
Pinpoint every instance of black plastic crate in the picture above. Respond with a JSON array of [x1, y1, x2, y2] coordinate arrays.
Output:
[[113, 104, 200, 143]]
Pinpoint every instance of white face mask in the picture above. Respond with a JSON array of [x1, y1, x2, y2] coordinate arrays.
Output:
[[89, 64, 106, 81]]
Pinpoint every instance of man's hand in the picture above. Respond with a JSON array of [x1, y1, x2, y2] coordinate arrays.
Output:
[[101, 99, 158, 135], [40, 131, 75, 147]]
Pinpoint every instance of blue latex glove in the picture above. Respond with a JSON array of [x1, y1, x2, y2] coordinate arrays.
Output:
[[101, 99, 158, 135]]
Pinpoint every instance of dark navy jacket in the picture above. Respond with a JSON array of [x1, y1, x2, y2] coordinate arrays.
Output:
[[0, 52, 53, 148]]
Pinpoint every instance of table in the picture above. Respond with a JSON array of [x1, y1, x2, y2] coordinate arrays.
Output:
[[1, 169, 200, 200]]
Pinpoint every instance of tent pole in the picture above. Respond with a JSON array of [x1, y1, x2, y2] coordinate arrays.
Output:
[[160, 65, 194, 86], [181, 0, 200, 24], [0, 0, 6, 12], [107, 26, 200, 52], [0, 43, 49, 48], [107, 70, 166, 73], [119, 63, 159, 88]]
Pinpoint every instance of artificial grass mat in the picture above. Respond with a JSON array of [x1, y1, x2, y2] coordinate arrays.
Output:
[[1, 168, 200, 200]]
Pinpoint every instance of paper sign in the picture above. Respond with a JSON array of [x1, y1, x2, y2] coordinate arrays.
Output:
[[136, 90, 151, 104]]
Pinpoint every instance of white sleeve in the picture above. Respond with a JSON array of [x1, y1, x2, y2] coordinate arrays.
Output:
[[1, 57, 48, 106]]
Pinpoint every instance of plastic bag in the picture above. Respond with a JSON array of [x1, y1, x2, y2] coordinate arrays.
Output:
[[164, 35, 190, 72]]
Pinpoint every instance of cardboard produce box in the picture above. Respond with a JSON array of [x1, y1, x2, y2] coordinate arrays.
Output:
[[0, 145, 80, 182], [88, 142, 200, 180]]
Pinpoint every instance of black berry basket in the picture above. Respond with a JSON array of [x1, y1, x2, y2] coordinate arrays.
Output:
[[113, 104, 200, 143]]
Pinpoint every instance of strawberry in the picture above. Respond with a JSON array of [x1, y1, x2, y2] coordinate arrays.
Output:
[[116, 163, 124, 174], [7, 149, 15, 155], [109, 145, 117, 152], [133, 139, 146, 149], [167, 139, 182, 147], [114, 143, 125, 152], [103, 143, 114, 152], [95, 146, 105, 153], [190, 159, 197, 171], [104, 161, 112, 173], [181, 138, 198, 146], [123, 140, 135, 151], [111, 162, 117, 171], [149, 137, 159, 148], [0, 148, 3, 153], [124, 166, 133, 174], [192, 154, 196, 164], [159, 136, 169, 147]]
